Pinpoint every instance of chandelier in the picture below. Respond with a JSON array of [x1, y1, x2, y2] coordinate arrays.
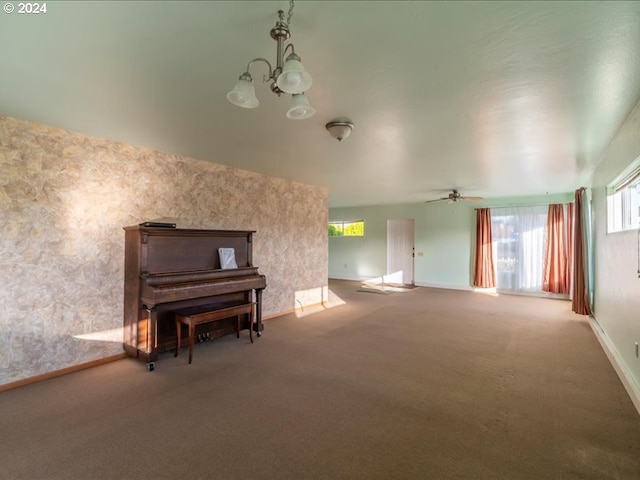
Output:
[[226, 1, 315, 120]]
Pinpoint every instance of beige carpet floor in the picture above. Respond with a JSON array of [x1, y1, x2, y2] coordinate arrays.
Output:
[[1, 279, 639, 480]]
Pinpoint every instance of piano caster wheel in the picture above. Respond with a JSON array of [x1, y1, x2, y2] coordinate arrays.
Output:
[[147, 362, 156, 372]]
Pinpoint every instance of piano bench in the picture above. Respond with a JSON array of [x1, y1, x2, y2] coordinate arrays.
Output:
[[174, 302, 255, 364]]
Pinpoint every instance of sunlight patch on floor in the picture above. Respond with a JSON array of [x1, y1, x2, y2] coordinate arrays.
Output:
[[295, 287, 346, 318], [473, 287, 499, 297], [360, 272, 415, 293]]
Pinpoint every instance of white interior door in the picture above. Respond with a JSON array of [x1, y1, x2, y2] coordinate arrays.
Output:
[[387, 219, 415, 285]]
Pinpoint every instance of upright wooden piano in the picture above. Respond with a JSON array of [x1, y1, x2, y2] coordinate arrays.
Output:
[[123, 226, 266, 370]]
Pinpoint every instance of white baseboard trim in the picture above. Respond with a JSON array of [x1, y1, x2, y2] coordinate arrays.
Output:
[[329, 274, 378, 282], [588, 315, 640, 417]]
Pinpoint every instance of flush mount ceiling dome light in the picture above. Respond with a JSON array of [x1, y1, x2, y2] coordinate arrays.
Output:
[[325, 120, 355, 142], [226, 0, 314, 120]]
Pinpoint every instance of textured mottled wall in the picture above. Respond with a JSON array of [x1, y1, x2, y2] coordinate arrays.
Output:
[[0, 116, 328, 385]]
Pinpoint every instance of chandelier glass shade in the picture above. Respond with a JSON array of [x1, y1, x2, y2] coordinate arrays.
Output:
[[227, 1, 314, 119], [287, 93, 315, 120], [226, 75, 259, 109], [277, 54, 312, 94]]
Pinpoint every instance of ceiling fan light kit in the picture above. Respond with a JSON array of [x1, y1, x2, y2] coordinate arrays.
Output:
[[226, 0, 315, 120]]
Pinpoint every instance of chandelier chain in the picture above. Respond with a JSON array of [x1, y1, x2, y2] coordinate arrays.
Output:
[[287, 0, 294, 25]]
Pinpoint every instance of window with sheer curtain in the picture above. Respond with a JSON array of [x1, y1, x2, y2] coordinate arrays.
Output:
[[477, 203, 574, 296], [490, 205, 549, 293]]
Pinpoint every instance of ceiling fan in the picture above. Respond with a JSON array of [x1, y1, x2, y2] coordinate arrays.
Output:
[[425, 189, 484, 204]]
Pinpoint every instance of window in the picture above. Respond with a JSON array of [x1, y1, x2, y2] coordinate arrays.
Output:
[[607, 160, 640, 233], [490, 205, 548, 292], [328, 220, 364, 237]]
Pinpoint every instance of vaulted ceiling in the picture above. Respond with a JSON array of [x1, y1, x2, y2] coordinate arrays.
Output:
[[1, 1, 639, 207]]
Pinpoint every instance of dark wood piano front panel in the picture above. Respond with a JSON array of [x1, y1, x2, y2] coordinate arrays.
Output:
[[143, 229, 252, 274], [123, 226, 266, 368]]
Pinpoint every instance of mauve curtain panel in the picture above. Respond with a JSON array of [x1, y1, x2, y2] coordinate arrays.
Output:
[[572, 188, 592, 315], [542, 204, 569, 293], [473, 208, 496, 288]]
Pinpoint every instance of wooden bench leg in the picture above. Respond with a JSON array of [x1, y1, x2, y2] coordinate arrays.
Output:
[[249, 307, 253, 344], [188, 323, 195, 364], [237, 310, 254, 344], [175, 320, 181, 357]]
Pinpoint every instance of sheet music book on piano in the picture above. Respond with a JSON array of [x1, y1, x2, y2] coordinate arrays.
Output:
[[218, 248, 238, 269]]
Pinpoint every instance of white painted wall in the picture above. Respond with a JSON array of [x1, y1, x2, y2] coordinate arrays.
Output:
[[590, 99, 640, 403]]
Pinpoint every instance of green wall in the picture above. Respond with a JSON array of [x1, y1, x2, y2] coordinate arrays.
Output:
[[329, 192, 572, 289], [590, 99, 640, 407]]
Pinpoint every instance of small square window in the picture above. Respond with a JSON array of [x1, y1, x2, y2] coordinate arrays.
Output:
[[328, 220, 364, 237]]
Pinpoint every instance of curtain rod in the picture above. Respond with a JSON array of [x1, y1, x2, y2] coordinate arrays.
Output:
[[475, 201, 573, 210]]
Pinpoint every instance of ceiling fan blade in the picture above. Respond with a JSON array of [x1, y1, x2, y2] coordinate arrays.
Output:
[[462, 196, 484, 202], [424, 197, 449, 204]]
